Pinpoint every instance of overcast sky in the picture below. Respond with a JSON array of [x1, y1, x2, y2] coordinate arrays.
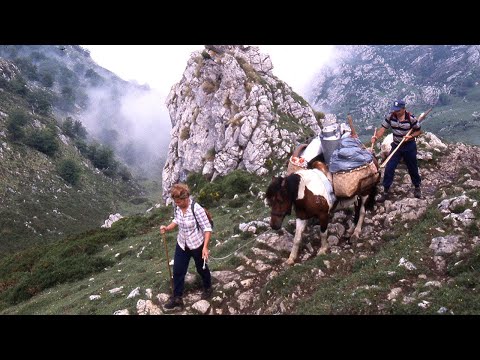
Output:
[[82, 45, 334, 98]]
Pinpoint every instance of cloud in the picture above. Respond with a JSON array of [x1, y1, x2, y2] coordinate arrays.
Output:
[[255, 45, 334, 95]]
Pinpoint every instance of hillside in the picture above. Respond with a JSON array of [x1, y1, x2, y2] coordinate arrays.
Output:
[[0, 45, 168, 178], [1, 136, 479, 315], [2, 45, 480, 314], [307, 45, 480, 145], [0, 54, 146, 256]]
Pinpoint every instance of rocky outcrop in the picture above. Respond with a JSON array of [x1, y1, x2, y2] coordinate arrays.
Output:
[[0, 59, 20, 81], [162, 45, 320, 201]]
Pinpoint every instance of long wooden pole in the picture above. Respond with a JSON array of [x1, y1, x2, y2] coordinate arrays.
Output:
[[370, 128, 376, 152], [380, 108, 432, 169], [347, 114, 358, 138], [162, 232, 174, 295]]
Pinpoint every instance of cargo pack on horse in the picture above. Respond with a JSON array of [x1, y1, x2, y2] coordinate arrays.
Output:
[[266, 166, 378, 265]]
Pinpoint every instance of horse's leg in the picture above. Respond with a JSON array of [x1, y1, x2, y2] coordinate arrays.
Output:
[[351, 195, 368, 241], [317, 212, 329, 255], [286, 218, 307, 265]]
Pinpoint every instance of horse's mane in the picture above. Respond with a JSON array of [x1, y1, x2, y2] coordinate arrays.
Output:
[[266, 174, 301, 206], [285, 173, 301, 204], [266, 177, 283, 202]]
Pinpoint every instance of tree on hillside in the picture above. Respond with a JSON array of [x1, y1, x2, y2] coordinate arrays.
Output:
[[25, 128, 59, 157], [73, 120, 87, 139], [6, 110, 29, 142], [27, 89, 52, 116], [58, 159, 81, 185], [62, 117, 75, 138]]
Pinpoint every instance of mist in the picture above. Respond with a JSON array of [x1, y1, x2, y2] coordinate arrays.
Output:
[[80, 84, 172, 179]]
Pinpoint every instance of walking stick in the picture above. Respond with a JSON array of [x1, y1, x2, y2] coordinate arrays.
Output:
[[380, 108, 433, 169], [162, 232, 174, 295]]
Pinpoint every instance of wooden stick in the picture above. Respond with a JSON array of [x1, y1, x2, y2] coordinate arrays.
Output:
[[347, 114, 358, 138], [370, 128, 376, 152], [380, 129, 411, 168], [162, 232, 174, 296]]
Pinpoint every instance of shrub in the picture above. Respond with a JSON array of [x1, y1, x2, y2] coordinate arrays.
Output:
[[62, 117, 75, 138], [85, 68, 104, 86], [117, 165, 132, 181], [25, 129, 59, 156], [220, 170, 255, 198], [73, 120, 87, 139], [197, 183, 223, 207], [57, 86, 76, 112], [129, 197, 149, 205], [314, 110, 325, 121], [6, 110, 29, 142], [201, 80, 216, 94], [58, 159, 81, 185], [13, 57, 39, 81], [87, 143, 115, 170], [39, 71, 54, 88], [228, 197, 245, 208], [75, 139, 88, 156], [10, 76, 29, 96], [27, 89, 52, 116], [187, 172, 209, 192], [438, 93, 450, 106], [205, 148, 216, 161], [201, 50, 212, 59], [180, 127, 190, 140]]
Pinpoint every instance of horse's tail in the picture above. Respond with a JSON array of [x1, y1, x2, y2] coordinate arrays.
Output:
[[365, 185, 377, 210]]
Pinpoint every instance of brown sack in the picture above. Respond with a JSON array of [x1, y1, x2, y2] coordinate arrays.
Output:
[[332, 161, 380, 197]]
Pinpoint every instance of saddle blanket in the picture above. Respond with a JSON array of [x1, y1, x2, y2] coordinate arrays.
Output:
[[295, 169, 336, 210]]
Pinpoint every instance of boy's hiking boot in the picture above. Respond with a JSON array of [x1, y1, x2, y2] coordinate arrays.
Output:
[[164, 296, 183, 311], [201, 287, 213, 300], [414, 187, 422, 199]]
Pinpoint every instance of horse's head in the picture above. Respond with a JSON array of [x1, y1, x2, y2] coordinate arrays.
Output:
[[266, 176, 293, 230]]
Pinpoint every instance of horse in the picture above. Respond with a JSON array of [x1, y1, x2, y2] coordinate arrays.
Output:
[[265, 165, 377, 265]]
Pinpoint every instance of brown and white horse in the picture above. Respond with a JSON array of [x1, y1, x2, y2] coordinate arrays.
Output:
[[266, 167, 377, 265]]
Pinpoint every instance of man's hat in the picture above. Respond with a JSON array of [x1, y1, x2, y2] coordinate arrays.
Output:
[[390, 99, 406, 112]]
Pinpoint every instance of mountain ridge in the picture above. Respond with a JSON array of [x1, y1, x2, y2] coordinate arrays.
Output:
[[307, 45, 480, 145]]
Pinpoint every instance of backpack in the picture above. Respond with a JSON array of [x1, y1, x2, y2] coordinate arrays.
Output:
[[174, 199, 214, 231]]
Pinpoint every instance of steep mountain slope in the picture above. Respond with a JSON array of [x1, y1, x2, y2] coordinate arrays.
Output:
[[307, 45, 480, 144], [0, 45, 167, 178], [0, 54, 144, 256]]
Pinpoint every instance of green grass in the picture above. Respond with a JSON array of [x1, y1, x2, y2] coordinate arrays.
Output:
[[0, 170, 274, 314]]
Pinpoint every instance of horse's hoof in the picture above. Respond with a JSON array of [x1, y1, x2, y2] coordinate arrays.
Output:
[[286, 258, 295, 266], [317, 248, 327, 256]]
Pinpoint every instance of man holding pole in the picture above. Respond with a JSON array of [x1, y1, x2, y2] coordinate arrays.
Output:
[[371, 99, 424, 202]]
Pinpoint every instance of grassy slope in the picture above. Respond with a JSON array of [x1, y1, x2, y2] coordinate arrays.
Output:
[[1, 165, 479, 315], [0, 171, 271, 314]]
